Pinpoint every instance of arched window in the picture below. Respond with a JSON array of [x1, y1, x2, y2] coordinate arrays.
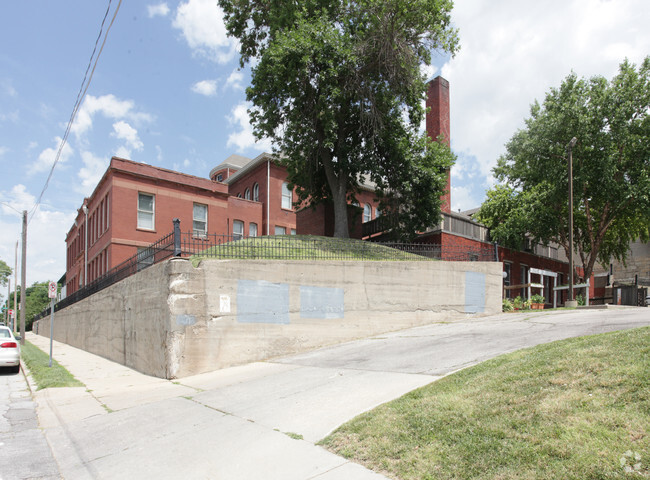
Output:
[[363, 204, 372, 223], [245, 188, 251, 200], [253, 183, 260, 202]]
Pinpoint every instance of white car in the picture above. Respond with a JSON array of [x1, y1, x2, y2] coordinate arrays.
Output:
[[0, 326, 20, 373]]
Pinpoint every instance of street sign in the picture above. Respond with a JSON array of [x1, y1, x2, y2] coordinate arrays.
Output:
[[48, 281, 57, 299]]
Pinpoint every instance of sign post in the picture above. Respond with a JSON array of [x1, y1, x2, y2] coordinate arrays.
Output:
[[48, 281, 57, 367]]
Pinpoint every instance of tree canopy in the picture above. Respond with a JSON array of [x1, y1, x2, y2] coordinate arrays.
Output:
[[219, 0, 459, 239], [0, 259, 11, 286], [3, 281, 56, 331], [477, 57, 650, 281]]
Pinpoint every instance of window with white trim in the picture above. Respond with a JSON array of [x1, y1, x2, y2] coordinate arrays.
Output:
[[249, 223, 258, 237], [137, 193, 155, 230], [290, 228, 296, 235], [275, 226, 286, 235], [193, 203, 207, 237], [363, 204, 372, 223], [253, 183, 260, 202], [245, 188, 251, 200], [281, 182, 292, 210], [233, 220, 244, 240]]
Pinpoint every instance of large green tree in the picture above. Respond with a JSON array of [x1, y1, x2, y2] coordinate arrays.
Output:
[[477, 58, 650, 281], [219, 0, 459, 239], [3, 281, 55, 331]]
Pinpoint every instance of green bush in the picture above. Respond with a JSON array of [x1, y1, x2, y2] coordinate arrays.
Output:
[[502, 298, 514, 312], [531, 293, 545, 304]]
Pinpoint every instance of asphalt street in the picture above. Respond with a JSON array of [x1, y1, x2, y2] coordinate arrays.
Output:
[[1, 307, 648, 480]]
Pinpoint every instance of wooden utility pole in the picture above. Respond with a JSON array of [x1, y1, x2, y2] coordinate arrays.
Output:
[[19, 210, 26, 345], [13, 241, 18, 333]]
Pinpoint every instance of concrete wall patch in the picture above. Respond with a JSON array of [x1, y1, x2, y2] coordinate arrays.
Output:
[[300, 286, 344, 319], [176, 314, 196, 326], [237, 279, 290, 324], [465, 271, 486, 313]]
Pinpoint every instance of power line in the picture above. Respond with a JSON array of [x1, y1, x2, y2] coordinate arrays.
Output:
[[28, 0, 123, 223]]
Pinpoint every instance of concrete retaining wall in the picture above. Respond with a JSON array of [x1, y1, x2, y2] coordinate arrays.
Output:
[[35, 258, 502, 378]]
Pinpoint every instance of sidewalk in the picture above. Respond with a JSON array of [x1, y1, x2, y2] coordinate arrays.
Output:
[[25, 332, 405, 479]]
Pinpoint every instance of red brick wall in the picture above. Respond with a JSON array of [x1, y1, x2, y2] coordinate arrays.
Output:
[[426, 76, 451, 213], [228, 161, 297, 235], [65, 158, 235, 294]]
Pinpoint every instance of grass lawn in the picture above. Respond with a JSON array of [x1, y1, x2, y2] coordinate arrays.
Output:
[[320, 327, 650, 479], [20, 341, 83, 390], [190, 235, 429, 266]]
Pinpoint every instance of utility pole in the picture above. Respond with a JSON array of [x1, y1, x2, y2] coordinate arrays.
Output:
[[19, 210, 27, 345], [6, 278, 9, 324], [13, 240, 18, 334]]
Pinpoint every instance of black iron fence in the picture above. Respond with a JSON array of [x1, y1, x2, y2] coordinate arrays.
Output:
[[35, 219, 496, 320]]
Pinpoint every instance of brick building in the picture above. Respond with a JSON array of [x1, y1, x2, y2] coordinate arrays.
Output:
[[65, 158, 262, 294], [65, 152, 381, 296], [65, 74, 581, 306]]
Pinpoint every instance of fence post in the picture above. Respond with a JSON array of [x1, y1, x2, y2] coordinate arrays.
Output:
[[173, 218, 181, 256]]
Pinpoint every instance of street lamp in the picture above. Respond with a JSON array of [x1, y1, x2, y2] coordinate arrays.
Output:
[[567, 137, 577, 306], [82, 204, 88, 287]]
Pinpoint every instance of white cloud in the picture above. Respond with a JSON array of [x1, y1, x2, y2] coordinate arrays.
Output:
[[0, 185, 74, 286], [1, 79, 17, 97], [147, 3, 170, 17], [0, 184, 35, 216], [31, 137, 74, 175], [225, 70, 244, 90], [0, 196, 75, 286], [226, 102, 273, 153], [77, 151, 110, 196], [191, 79, 218, 96], [111, 121, 144, 151], [0, 146, 7, 157], [71, 94, 152, 140], [172, 0, 238, 63], [451, 185, 482, 213], [440, 0, 650, 191]]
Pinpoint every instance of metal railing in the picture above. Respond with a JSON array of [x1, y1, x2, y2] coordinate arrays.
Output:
[[35, 219, 496, 320]]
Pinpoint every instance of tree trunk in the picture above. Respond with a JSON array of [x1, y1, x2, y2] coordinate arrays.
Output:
[[320, 151, 350, 238]]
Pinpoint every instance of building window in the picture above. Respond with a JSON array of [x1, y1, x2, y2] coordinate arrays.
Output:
[[290, 228, 296, 235], [245, 188, 251, 200], [193, 203, 207, 237], [137, 193, 155, 230], [275, 226, 286, 235], [363, 204, 372, 223], [503, 262, 512, 299], [281, 182, 292, 210], [253, 183, 259, 202], [249, 223, 258, 237], [137, 247, 154, 271], [233, 220, 244, 240]]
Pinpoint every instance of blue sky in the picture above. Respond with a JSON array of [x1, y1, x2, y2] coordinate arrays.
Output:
[[1, 0, 649, 288]]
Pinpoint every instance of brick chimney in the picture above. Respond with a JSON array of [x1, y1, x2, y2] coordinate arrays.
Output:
[[426, 76, 451, 213]]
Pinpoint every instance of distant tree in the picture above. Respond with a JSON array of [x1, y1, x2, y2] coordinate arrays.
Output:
[[4, 282, 55, 331], [477, 57, 650, 281], [0, 259, 11, 286], [219, 0, 459, 239]]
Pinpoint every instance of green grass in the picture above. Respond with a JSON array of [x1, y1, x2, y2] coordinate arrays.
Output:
[[320, 327, 650, 480], [190, 235, 428, 266], [20, 341, 84, 390]]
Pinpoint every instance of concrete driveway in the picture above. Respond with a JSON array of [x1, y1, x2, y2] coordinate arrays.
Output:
[[14, 307, 650, 479]]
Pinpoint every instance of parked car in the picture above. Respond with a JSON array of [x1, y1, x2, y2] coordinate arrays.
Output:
[[0, 326, 20, 373]]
